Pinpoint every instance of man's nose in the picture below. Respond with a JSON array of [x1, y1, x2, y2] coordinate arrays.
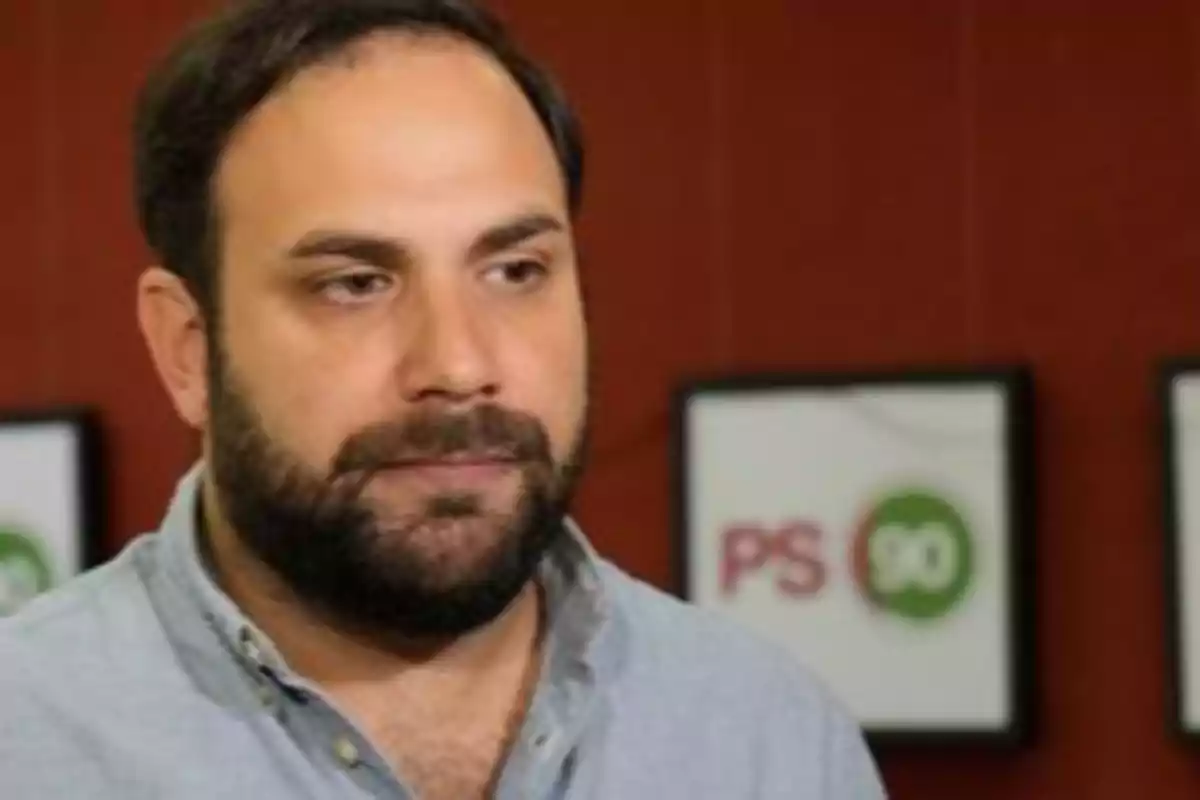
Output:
[[397, 276, 501, 405]]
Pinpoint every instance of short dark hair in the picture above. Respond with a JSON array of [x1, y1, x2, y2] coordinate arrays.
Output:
[[133, 0, 584, 314]]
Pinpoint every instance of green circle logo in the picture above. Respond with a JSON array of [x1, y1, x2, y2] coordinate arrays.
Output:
[[851, 490, 974, 621], [0, 529, 54, 616]]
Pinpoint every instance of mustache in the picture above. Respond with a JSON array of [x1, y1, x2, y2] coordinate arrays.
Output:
[[330, 404, 553, 479]]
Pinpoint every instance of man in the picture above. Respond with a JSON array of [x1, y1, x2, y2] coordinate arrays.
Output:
[[0, 1, 885, 797]]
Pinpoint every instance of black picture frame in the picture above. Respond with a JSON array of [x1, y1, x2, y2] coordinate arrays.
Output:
[[0, 407, 104, 615], [670, 366, 1035, 748], [1161, 359, 1200, 741]]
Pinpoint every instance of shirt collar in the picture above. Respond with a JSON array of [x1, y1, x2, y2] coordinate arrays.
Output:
[[156, 460, 620, 690]]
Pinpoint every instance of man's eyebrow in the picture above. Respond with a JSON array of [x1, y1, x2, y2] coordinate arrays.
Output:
[[284, 212, 567, 268], [286, 232, 412, 270], [467, 213, 566, 262]]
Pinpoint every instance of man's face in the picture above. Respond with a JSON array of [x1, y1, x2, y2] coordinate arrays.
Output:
[[204, 34, 587, 640]]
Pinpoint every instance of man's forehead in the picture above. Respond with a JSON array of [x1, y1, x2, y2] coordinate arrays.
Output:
[[212, 32, 569, 253]]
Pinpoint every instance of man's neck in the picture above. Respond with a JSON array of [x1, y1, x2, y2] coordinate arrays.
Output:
[[197, 484, 546, 729]]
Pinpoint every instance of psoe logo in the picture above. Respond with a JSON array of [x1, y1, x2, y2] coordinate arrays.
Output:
[[0, 528, 54, 616], [850, 490, 975, 621], [716, 487, 976, 622]]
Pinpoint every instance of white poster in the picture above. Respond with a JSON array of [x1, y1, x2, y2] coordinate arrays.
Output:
[[675, 370, 1032, 742], [0, 412, 100, 616]]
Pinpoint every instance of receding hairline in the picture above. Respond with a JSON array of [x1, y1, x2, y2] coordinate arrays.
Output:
[[216, 28, 557, 172], [301, 26, 507, 71]]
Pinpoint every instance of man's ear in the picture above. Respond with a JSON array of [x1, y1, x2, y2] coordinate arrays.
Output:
[[137, 267, 210, 429]]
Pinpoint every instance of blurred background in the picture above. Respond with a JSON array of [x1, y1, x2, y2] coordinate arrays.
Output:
[[4, 0, 1200, 797]]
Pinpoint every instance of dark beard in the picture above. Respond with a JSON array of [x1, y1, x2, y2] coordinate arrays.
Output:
[[205, 356, 584, 644]]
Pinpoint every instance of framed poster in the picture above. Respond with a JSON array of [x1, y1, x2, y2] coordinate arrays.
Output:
[[1162, 361, 1200, 738], [672, 368, 1034, 746], [0, 409, 103, 617]]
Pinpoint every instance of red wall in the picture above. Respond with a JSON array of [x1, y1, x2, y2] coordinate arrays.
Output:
[[5, 1, 1200, 796]]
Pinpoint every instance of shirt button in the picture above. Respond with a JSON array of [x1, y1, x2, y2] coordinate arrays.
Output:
[[333, 737, 361, 768], [239, 629, 263, 664]]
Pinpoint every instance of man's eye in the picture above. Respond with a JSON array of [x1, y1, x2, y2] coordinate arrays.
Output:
[[317, 272, 393, 302], [486, 259, 548, 288]]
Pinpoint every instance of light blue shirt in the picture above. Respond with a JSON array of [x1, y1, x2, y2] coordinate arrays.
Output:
[[0, 464, 886, 798]]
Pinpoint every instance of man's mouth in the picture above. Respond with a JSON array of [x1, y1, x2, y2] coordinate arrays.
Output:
[[369, 453, 522, 489]]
